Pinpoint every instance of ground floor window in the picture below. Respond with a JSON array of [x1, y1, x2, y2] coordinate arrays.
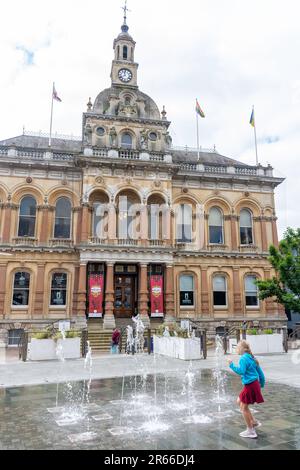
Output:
[[8, 329, 24, 347], [180, 275, 194, 307], [213, 275, 227, 307], [50, 273, 67, 306]]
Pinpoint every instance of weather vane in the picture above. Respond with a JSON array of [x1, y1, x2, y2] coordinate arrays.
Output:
[[121, 0, 131, 24]]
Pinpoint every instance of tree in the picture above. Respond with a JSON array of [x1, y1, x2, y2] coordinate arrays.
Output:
[[256, 228, 300, 312]]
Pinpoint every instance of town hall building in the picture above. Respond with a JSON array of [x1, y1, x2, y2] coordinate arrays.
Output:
[[0, 14, 286, 347]]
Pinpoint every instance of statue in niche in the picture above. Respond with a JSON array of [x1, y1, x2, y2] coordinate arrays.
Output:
[[140, 129, 149, 150], [163, 130, 172, 149], [84, 119, 93, 145], [109, 127, 118, 147]]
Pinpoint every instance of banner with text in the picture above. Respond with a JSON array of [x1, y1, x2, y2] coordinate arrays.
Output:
[[150, 275, 164, 318], [89, 274, 104, 318]]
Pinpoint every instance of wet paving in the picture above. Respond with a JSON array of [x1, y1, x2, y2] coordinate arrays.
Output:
[[0, 369, 299, 450]]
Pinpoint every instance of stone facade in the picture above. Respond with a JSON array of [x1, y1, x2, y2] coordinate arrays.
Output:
[[0, 19, 286, 345]]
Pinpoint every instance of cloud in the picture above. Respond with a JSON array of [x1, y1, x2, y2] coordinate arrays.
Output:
[[0, 0, 299, 238]]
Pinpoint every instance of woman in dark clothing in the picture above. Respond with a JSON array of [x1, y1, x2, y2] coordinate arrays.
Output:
[[111, 328, 121, 354]]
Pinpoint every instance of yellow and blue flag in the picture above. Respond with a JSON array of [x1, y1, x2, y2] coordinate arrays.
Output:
[[250, 108, 255, 127]]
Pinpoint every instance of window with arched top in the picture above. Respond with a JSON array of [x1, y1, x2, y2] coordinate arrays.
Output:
[[180, 274, 195, 307], [209, 207, 224, 244], [123, 45, 128, 60], [213, 275, 227, 307], [176, 204, 192, 243], [54, 198, 72, 239], [12, 272, 30, 306], [92, 193, 110, 238], [117, 191, 140, 239], [121, 133, 133, 149], [18, 196, 37, 237], [50, 272, 68, 307], [245, 275, 259, 307], [148, 195, 165, 240], [240, 209, 254, 245]]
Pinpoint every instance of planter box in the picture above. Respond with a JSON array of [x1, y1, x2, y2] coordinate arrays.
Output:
[[57, 338, 81, 359], [246, 333, 284, 354], [153, 335, 202, 360], [28, 338, 81, 361]]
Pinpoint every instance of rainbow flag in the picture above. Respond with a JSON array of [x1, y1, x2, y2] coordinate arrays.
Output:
[[196, 99, 205, 118], [250, 108, 255, 127]]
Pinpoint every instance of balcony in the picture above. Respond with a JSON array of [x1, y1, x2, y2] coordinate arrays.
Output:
[[12, 237, 37, 247], [207, 244, 229, 253], [49, 239, 74, 248], [239, 245, 259, 254]]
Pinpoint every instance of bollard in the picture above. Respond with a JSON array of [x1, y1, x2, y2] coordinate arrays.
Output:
[[22, 332, 29, 362], [147, 329, 151, 355], [202, 330, 207, 360]]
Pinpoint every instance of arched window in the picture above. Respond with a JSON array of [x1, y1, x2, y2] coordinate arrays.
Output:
[[213, 275, 227, 307], [209, 207, 224, 244], [121, 133, 133, 149], [50, 273, 68, 306], [176, 204, 192, 243], [117, 191, 140, 239], [245, 275, 259, 307], [123, 45, 128, 60], [12, 272, 30, 306], [54, 198, 72, 239], [180, 274, 195, 307], [240, 209, 253, 245], [18, 196, 37, 237], [92, 195, 109, 238], [148, 195, 165, 241]]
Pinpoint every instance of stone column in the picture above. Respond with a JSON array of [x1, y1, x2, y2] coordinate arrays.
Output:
[[230, 215, 239, 251], [104, 263, 116, 330], [33, 264, 45, 317], [139, 264, 150, 327], [272, 217, 279, 248], [201, 268, 210, 316], [108, 203, 117, 242], [0, 264, 7, 319], [78, 263, 87, 318], [2, 203, 15, 243], [81, 204, 90, 244], [165, 265, 175, 323], [233, 268, 243, 315], [73, 207, 82, 245], [261, 218, 268, 252], [38, 206, 53, 244]]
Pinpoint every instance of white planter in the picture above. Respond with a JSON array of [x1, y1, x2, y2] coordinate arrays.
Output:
[[153, 336, 202, 360], [57, 338, 81, 359], [28, 339, 57, 361], [246, 333, 284, 354], [28, 338, 81, 361]]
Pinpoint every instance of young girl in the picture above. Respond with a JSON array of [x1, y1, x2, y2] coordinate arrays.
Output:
[[228, 340, 265, 439]]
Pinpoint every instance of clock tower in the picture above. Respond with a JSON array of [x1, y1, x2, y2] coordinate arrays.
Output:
[[110, 5, 139, 89]]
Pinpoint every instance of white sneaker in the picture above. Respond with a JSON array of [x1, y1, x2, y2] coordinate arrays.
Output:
[[239, 429, 258, 439], [253, 421, 262, 429]]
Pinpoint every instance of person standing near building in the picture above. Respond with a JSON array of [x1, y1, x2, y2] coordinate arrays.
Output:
[[111, 328, 121, 354]]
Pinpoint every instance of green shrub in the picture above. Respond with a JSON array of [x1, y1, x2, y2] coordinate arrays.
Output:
[[247, 329, 258, 336], [32, 331, 52, 340], [262, 329, 274, 335], [155, 323, 189, 339], [65, 331, 81, 339]]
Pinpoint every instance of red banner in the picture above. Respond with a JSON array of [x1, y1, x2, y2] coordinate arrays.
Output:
[[89, 274, 104, 318], [150, 275, 164, 318]]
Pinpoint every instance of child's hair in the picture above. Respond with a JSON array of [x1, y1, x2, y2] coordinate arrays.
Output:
[[237, 340, 259, 366]]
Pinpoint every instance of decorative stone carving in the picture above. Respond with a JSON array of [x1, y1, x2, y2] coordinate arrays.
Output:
[[109, 127, 117, 147], [163, 130, 172, 148], [140, 129, 149, 150], [26, 177, 33, 184], [84, 119, 92, 145], [95, 176, 104, 185], [118, 103, 138, 117]]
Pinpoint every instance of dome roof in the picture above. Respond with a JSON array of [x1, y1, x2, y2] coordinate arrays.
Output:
[[93, 86, 161, 120]]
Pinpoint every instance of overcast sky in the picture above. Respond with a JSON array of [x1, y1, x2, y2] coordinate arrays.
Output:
[[0, 0, 299, 238]]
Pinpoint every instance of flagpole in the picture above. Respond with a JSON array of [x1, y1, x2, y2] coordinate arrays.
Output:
[[196, 99, 200, 160], [49, 82, 54, 148], [253, 106, 259, 166]]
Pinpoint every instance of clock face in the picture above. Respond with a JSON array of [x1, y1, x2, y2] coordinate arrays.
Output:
[[118, 68, 132, 83]]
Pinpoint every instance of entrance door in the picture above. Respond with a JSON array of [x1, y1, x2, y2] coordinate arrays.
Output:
[[114, 275, 136, 318]]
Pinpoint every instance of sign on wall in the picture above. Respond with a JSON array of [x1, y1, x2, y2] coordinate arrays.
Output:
[[89, 274, 104, 318], [150, 275, 164, 318]]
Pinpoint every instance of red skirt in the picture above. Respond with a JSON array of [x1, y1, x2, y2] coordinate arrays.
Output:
[[239, 380, 264, 405]]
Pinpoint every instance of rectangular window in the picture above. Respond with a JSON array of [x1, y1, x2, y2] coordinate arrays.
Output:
[[12, 273, 30, 306], [180, 275, 194, 307], [240, 227, 253, 245], [18, 217, 35, 237], [213, 276, 227, 307], [50, 273, 67, 306], [8, 329, 24, 347], [176, 205, 192, 243], [209, 226, 224, 244], [245, 276, 259, 307]]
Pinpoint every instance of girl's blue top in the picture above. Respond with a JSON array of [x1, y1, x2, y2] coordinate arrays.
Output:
[[229, 353, 265, 387]]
